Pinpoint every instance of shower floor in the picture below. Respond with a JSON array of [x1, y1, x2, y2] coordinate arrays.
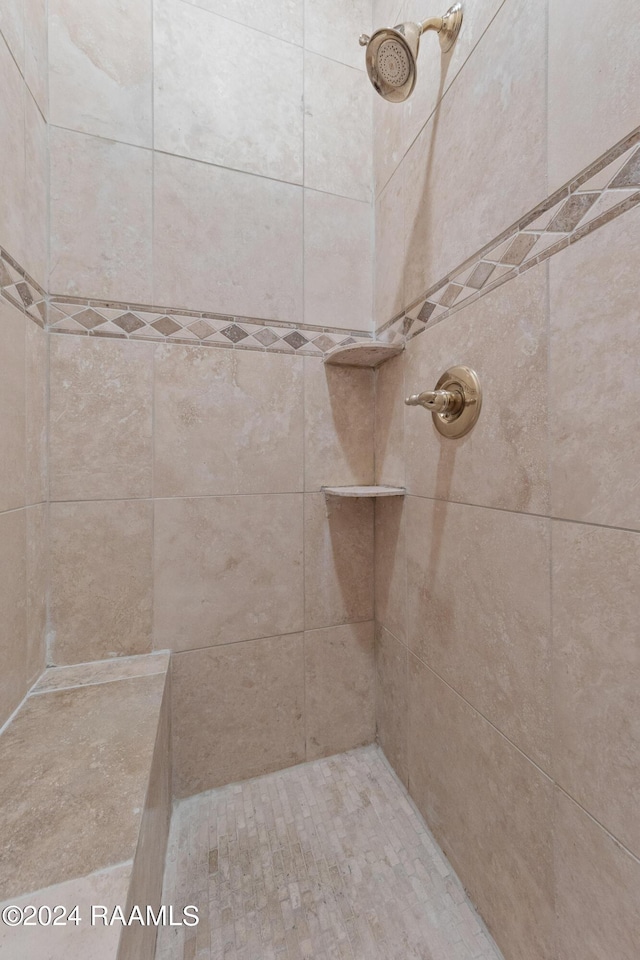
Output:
[[155, 745, 503, 960]]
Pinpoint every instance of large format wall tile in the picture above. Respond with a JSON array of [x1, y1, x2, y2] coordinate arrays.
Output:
[[155, 0, 303, 183], [0, 0, 24, 70], [304, 52, 372, 202], [49, 336, 153, 501], [406, 496, 551, 767], [171, 635, 305, 796], [375, 624, 408, 785], [405, 266, 549, 514], [0, 34, 25, 271], [374, 496, 406, 644], [304, 0, 370, 70], [154, 495, 304, 651], [49, 0, 152, 147], [548, 0, 640, 191], [304, 622, 375, 759], [401, 0, 506, 158], [550, 205, 640, 530], [374, 348, 405, 487], [0, 297, 26, 514], [26, 503, 46, 687], [374, 169, 404, 327], [403, 0, 546, 303], [154, 152, 303, 320], [553, 521, 640, 858], [49, 500, 153, 665], [304, 358, 374, 490], [554, 789, 640, 960], [24, 0, 48, 117], [50, 128, 153, 302], [181, 0, 303, 46], [23, 91, 48, 288], [408, 657, 555, 960], [0, 509, 27, 726], [154, 344, 304, 497], [25, 323, 47, 507], [304, 190, 372, 332], [373, 77, 404, 196], [304, 493, 374, 630]]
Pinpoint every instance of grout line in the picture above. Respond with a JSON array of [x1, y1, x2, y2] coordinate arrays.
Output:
[[169, 622, 375, 661], [401, 491, 640, 537], [0, 23, 47, 126], [47, 122, 371, 207], [407, 648, 555, 781], [377, 131, 640, 340], [49, 492, 314, 504], [0, 861, 135, 906], [30, 668, 167, 697], [150, 0, 155, 302], [373, 0, 511, 200], [405, 647, 640, 869]]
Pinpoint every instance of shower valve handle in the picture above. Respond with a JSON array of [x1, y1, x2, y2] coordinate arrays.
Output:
[[405, 389, 463, 415], [404, 366, 482, 439]]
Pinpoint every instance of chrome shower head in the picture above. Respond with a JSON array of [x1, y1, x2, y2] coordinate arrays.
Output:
[[359, 4, 463, 103]]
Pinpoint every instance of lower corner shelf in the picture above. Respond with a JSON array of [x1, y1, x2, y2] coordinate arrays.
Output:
[[322, 485, 406, 498]]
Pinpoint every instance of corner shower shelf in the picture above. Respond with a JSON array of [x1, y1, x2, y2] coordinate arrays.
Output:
[[323, 342, 403, 368], [322, 485, 406, 498]]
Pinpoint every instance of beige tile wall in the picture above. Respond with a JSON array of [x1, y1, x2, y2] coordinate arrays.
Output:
[[373, 1, 640, 950], [0, 2, 48, 728], [0, 299, 47, 729], [0, 6, 48, 289], [47, 0, 373, 330], [46, 341, 377, 794], [40, 0, 379, 797], [0, 304, 48, 725]]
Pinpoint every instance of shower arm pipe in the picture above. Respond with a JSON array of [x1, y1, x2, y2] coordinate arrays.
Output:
[[419, 16, 445, 35]]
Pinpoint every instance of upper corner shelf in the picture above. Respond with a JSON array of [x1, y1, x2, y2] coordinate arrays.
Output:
[[323, 342, 404, 368], [322, 485, 406, 498]]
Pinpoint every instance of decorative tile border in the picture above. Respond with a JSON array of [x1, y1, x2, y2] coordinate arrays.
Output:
[[3, 127, 640, 356], [46, 298, 370, 356], [0, 248, 47, 328], [377, 128, 640, 345]]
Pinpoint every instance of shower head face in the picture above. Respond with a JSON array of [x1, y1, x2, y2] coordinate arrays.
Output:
[[365, 25, 419, 102]]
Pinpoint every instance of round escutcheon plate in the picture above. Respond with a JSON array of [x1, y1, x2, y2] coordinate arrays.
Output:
[[432, 365, 481, 438]]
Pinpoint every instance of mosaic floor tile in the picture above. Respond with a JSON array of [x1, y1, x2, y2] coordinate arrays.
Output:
[[155, 746, 504, 960]]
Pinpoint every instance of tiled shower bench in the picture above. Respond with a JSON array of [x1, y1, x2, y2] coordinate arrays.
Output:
[[0, 652, 171, 960]]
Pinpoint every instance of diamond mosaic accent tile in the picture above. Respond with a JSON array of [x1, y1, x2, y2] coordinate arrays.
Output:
[[74, 308, 106, 330], [15, 280, 35, 308], [547, 193, 599, 232], [253, 328, 280, 347], [378, 131, 640, 345], [610, 149, 640, 188], [5, 128, 640, 359], [311, 334, 337, 352], [417, 301, 437, 323], [0, 249, 46, 328], [466, 261, 496, 289], [283, 330, 308, 350], [152, 316, 182, 337], [45, 297, 372, 357], [501, 233, 538, 265], [114, 312, 146, 334], [187, 320, 215, 340], [221, 324, 249, 343]]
